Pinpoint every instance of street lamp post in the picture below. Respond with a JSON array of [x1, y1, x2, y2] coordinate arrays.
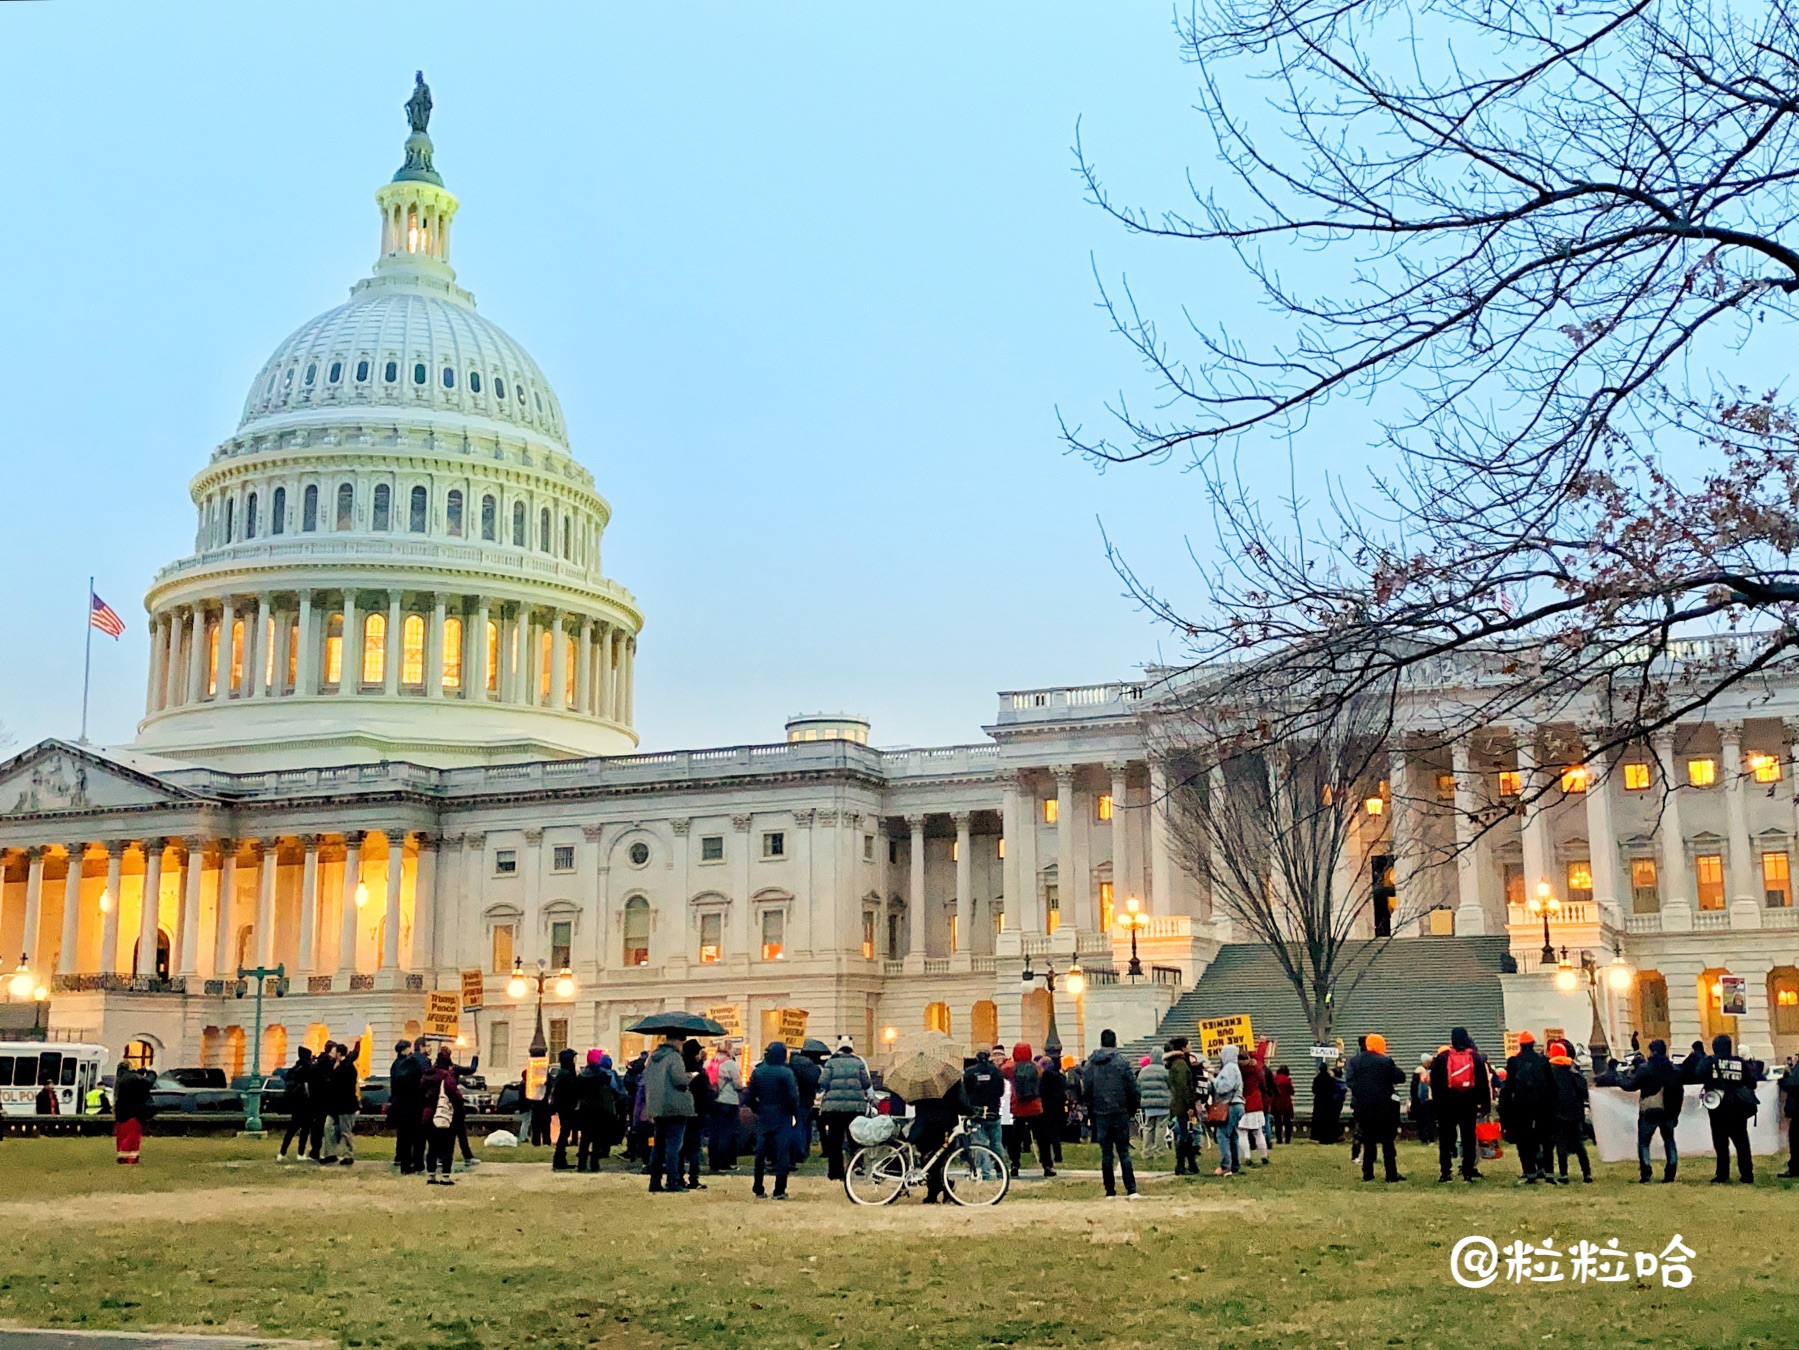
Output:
[[234, 962, 286, 1135], [1021, 955, 1085, 1059], [1554, 945, 1633, 1065], [508, 957, 575, 1061], [1117, 896, 1150, 982], [1526, 881, 1561, 965], [8, 956, 49, 1040]]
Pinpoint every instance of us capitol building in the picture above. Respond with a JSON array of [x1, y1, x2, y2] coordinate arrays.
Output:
[[4, 82, 1798, 1078]]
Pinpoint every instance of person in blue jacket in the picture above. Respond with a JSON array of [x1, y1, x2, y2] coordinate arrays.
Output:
[[743, 1041, 801, 1200]]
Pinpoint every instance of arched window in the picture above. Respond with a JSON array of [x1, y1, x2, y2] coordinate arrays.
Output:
[[401, 613, 425, 686], [335, 483, 354, 530], [469, 370, 482, 394], [302, 484, 318, 532], [383, 359, 398, 383], [924, 1002, 952, 1035], [263, 1024, 288, 1070], [131, 929, 172, 982], [539, 507, 552, 553], [408, 485, 427, 533], [442, 366, 455, 389], [245, 492, 258, 539], [122, 1039, 156, 1072], [328, 361, 342, 384], [445, 490, 464, 537], [286, 619, 298, 690], [495, 377, 507, 400], [356, 359, 370, 382], [324, 613, 344, 686], [512, 501, 527, 547], [224, 497, 235, 542], [372, 484, 391, 531], [564, 635, 576, 705], [485, 620, 500, 692], [971, 1001, 998, 1051], [224, 1023, 246, 1079], [205, 621, 220, 696], [480, 494, 496, 541], [539, 629, 552, 701], [562, 515, 571, 559], [362, 612, 386, 686], [229, 619, 245, 694], [443, 616, 463, 690], [269, 486, 285, 535], [623, 897, 651, 966], [413, 362, 427, 385]]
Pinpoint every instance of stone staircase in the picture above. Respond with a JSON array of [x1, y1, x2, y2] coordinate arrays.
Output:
[[1118, 936, 1510, 1113]]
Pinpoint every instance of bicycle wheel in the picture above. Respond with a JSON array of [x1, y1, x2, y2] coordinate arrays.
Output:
[[944, 1144, 1009, 1206], [845, 1142, 908, 1205]]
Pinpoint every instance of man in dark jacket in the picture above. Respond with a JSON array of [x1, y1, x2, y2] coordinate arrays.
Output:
[[1428, 1027, 1492, 1183], [1547, 1045, 1592, 1183], [816, 1038, 873, 1182], [576, 1050, 622, 1171], [1083, 1030, 1141, 1199], [1701, 1032, 1763, 1184], [744, 1041, 801, 1199], [1779, 1056, 1799, 1179], [1038, 1054, 1068, 1163], [1346, 1033, 1406, 1182], [112, 1062, 153, 1164], [389, 1040, 424, 1174], [319, 1041, 362, 1167], [789, 1043, 824, 1165], [1165, 1038, 1200, 1177], [961, 1047, 1005, 1175], [1500, 1031, 1557, 1183], [550, 1047, 581, 1171], [276, 1047, 316, 1162], [1617, 1038, 1681, 1183]]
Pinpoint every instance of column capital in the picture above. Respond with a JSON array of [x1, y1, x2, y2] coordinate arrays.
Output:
[[904, 813, 926, 829], [182, 835, 208, 854], [415, 834, 439, 854], [1104, 761, 1131, 777], [731, 814, 753, 833], [580, 824, 604, 843], [23, 845, 44, 862], [341, 830, 366, 849], [440, 833, 466, 852], [523, 827, 545, 844], [670, 819, 691, 837], [465, 831, 487, 850], [817, 809, 838, 827], [1717, 719, 1745, 746], [951, 811, 971, 828], [298, 833, 320, 851], [794, 808, 816, 828], [1052, 765, 1076, 787], [137, 837, 166, 855]]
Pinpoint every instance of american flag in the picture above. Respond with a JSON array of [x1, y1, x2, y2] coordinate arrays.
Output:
[[89, 592, 125, 638]]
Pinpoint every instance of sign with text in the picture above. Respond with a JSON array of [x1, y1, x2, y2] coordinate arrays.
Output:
[[778, 1007, 810, 1049], [1504, 1031, 1522, 1059], [460, 969, 485, 1011], [707, 1004, 744, 1038], [423, 991, 461, 1039], [1309, 1044, 1342, 1061], [1198, 1015, 1254, 1059], [1720, 975, 1747, 1017]]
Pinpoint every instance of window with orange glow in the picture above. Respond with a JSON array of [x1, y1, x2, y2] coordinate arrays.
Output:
[[1497, 770, 1522, 796], [1687, 758, 1717, 787], [442, 617, 463, 690], [1695, 853, 1725, 909], [229, 620, 245, 694], [1623, 762, 1652, 790], [362, 613, 386, 686], [1560, 765, 1589, 793], [485, 620, 499, 693], [401, 614, 425, 686]]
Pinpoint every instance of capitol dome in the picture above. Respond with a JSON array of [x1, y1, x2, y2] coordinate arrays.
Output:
[[132, 76, 642, 771]]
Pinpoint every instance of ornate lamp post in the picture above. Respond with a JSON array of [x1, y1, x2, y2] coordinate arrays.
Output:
[[234, 961, 287, 1135], [1117, 895, 1150, 982], [1021, 955, 1085, 1060], [508, 957, 575, 1060], [1554, 945, 1632, 1066], [1526, 881, 1561, 965]]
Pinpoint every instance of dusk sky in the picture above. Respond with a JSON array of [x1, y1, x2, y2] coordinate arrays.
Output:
[[1, 4, 1271, 754]]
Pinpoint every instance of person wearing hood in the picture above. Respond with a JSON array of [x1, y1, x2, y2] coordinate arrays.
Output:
[[1408, 1053, 1436, 1145], [111, 1062, 152, 1165], [1165, 1038, 1200, 1176], [744, 1040, 801, 1199], [1271, 1064, 1295, 1145], [789, 1042, 824, 1166], [621, 1051, 652, 1166], [1346, 1033, 1406, 1182], [389, 1039, 425, 1175], [1239, 1040, 1273, 1167], [1429, 1028, 1492, 1183], [1083, 1030, 1142, 1198], [1499, 1032, 1557, 1184], [1778, 1055, 1799, 1179], [817, 1036, 873, 1182], [576, 1050, 622, 1171], [1309, 1061, 1345, 1145], [420, 1048, 464, 1185], [550, 1047, 582, 1172], [1547, 1044, 1591, 1184], [1210, 1044, 1247, 1176], [680, 1039, 717, 1189], [1701, 1032, 1763, 1184], [643, 1034, 696, 1194], [276, 1046, 318, 1163], [1038, 1052, 1069, 1164], [1004, 1041, 1055, 1178], [1617, 1038, 1682, 1182]]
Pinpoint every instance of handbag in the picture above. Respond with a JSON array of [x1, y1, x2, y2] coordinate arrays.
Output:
[[431, 1087, 454, 1129], [1205, 1101, 1230, 1125]]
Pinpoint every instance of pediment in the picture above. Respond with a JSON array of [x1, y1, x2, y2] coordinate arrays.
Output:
[[0, 740, 206, 817]]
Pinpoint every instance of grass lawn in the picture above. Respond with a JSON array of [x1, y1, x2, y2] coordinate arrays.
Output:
[[0, 1133, 1793, 1348]]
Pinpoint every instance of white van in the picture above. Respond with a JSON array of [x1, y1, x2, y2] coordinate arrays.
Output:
[[0, 1042, 110, 1116]]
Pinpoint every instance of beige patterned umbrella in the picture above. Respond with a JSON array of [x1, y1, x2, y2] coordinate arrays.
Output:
[[882, 1031, 965, 1102]]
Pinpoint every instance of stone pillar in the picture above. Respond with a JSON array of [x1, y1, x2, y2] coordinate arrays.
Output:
[[219, 596, 237, 697], [186, 604, 208, 704], [576, 616, 594, 715], [1653, 731, 1693, 927], [380, 832, 406, 971], [599, 627, 616, 720], [412, 835, 437, 972], [428, 593, 447, 696], [551, 611, 569, 709], [1583, 746, 1623, 926], [1452, 742, 1486, 934], [178, 838, 204, 977], [254, 839, 278, 968], [907, 816, 926, 952], [473, 599, 491, 700], [953, 812, 972, 955], [1110, 763, 1138, 911], [730, 815, 753, 958], [56, 844, 85, 975], [99, 842, 124, 974], [1054, 767, 1077, 933], [297, 835, 320, 975], [999, 772, 1022, 932], [145, 617, 167, 714], [246, 592, 271, 698], [1386, 748, 1416, 932], [1721, 722, 1758, 917], [214, 842, 238, 976], [21, 847, 44, 968], [296, 589, 315, 696], [383, 591, 402, 696], [463, 833, 487, 973], [340, 591, 361, 696], [1516, 733, 1552, 903], [624, 639, 636, 723], [338, 832, 364, 976], [136, 840, 163, 977], [271, 599, 291, 695], [1148, 758, 1174, 918], [169, 611, 190, 708], [521, 611, 539, 706]]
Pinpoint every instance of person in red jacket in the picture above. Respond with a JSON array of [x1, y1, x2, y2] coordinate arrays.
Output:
[[1237, 1040, 1273, 1165], [1003, 1041, 1056, 1177], [1271, 1065, 1297, 1144]]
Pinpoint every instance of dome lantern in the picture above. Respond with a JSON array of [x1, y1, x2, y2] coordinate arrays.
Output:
[[373, 73, 458, 285]]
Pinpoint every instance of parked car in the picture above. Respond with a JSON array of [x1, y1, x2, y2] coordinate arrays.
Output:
[[358, 1076, 391, 1114], [163, 1067, 228, 1090], [148, 1073, 243, 1114], [230, 1068, 287, 1112], [493, 1081, 524, 1114]]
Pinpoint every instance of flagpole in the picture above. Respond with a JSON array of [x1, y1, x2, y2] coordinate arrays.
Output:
[[80, 576, 94, 745]]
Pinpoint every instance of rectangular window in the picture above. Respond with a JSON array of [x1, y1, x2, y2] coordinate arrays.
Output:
[[550, 920, 572, 970], [552, 845, 575, 872], [699, 912, 723, 963], [1751, 753, 1783, 783], [887, 911, 901, 960], [762, 831, 785, 859], [889, 840, 899, 864], [1042, 798, 1059, 824], [760, 909, 785, 961], [495, 849, 517, 875], [491, 923, 515, 974], [442, 616, 463, 690], [1762, 851, 1791, 908], [286, 620, 298, 691], [1497, 770, 1522, 797], [700, 834, 724, 863], [1436, 773, 1457, 800], [539, 630, 552, 700], [1503, 863, 1524, 908], [324, 616, 342, 687], [1045, 882, 1060, 934], [1560, 764, 1589, 793], [861, 911, 876, 960], [1695, 853, 1725, 909], [1623, 762, 1652, 790], [486, 620, 500, 693], [229, 619, 245, 695], [863, 834, 874, 862], [996, 837, 1004, 859], [362, 612, 386, 686], [1566, 861, 1593, 904], [548, 1018, 569, 1057], [1630, 857, 1659, 913], [1099, 879, 1115, 932], [1687, 758, 1718, 787], [951, 839, 959, 863], [489, 1022, 511, 1070], [1096, 793, 1113, 821], [949, 914, 959, 955]]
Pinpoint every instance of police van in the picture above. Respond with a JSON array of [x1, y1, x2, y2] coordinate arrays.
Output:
[[0, 1042, 109, 1116]]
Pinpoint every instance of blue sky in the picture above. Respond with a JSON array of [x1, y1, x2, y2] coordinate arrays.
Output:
[[0, 3, 1262, 753]]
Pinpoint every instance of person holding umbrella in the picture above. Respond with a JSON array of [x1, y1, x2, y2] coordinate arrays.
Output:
[[882, 1032, 970, 1203], [626, 1012, 729, 1193]]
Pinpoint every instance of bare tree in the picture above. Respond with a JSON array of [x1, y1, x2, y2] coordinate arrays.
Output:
[[1069, 0, 1799, 780], [1155, 678, 1431, 1040]]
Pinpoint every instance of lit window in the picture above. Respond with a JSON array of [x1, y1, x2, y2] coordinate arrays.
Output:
[[1503, 863, 1524, 908], [362, 612, 386, 686], [861, 911, 876, 960], [442, 616, 462, 690], [564, 636, 576, 705], [1042, 798, 1058, 825], [1096, 793, 1113, 822], [949, 915, 959, 955], [539, 629, 552, 700], [1099, 880, 1115, 932], [951, 840, 958, 862], [286, 620, 298, 690], [996, 838, 1004, 859], [623, 896, 650, 966], [924, 1002, 950, 1035], [446, 490, 463, 537], [762, 832, 785, 859], [760, 908, 785, 961], [324, 614, 343, 686], [372, 484, 391, 532], [1687, 758, 1717, 787], [485, 620, 499, 692], [401, 613, 425, 686], [229, 619, 245, 694], [1045, 881, 1060, 933], [1695, 853, 1725, 910], [700, 835, 724, 862], [1623, 762, 1651, 790], [1560, 765, 1589, 793], [263, 627, 274, 693], [553, 845, 575, 872], [550, 920, 572, 971], [700, 912, 723, 964], [1630, 858, 1659, 913], [490, 923, 514, 974], [1436, 773, 1457, 800], [494, 850, 517, 875], [206, 622, 220, 696], [1751, 753, 1783, 783], [1566, 862, 1593, 903], [1497, 770, 1522, 797], [1763, 851, 1791, 908], [1777, 976, 1799, 1036]]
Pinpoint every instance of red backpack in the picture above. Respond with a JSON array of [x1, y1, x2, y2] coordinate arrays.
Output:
[[1446, 1048, 1476, 1091]]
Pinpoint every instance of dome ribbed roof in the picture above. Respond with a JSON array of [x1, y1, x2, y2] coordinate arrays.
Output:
[[237, 278, 568, 445]]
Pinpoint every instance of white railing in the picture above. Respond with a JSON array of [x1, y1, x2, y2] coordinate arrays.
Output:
[[972, 955, 998, 973], [1764, 907, 1799, 929], [1695, 908, 1732, 931], [881, 960, 906, 977], [996, 682, 1145, 722], [1140, 915, 1194, 940], [1626, 913, 1663, 935], [1506, 901, 1598, 929], [923, 958, 951, 975]]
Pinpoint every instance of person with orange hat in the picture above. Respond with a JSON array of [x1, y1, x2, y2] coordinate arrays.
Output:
[[1499, 1031, 1557, 1184], [1345, 1032, 1406, 1182]]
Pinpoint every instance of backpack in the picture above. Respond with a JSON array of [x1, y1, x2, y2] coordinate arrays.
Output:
[[1013, 1059, 1041, 1103], [1446, 1049, 1475, 1091], [431, 1085, 454, 1129]]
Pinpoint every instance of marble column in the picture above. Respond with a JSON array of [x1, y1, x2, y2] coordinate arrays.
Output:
[[1054, 767, 1076, 934], [1582, 746, 1623, 925], [295, 589, 315, 696], [1110, 763, 1138, 910], [21, 848, 44, 967], [272, 600, 291, 695], [136, 840, 163, 977], [56, 844, 84, 975], [412, 835, 437, 972], [1452, 742, 1486, 934], [338, 832, 364, 975], [999, 773, 1022, 931], [599, 627, 616, 720], [380, 832, 405, 970], [1721, 722, 1757, 910], [1148, 758, 1174, 918], [254, 839, 278, 968], [953, 812, 972, 954], [178, 838, 204, 977], [214, 842, 239, 975], [428, 593, 447, 696], [576, 616, 594, 715], [1515, 734, 1553, 907], [99, 842, 124, 974], [219, 597, 237, 697], [473, 599, 492, 700], [1653, 731, 1693, 924], [297, 834, 320, 975], [551, 610, 568, 709], [383, 592, 402, 696], [340, 591, 361, 696], [906, 816, 926, 951], [186, 605, 208, 703]]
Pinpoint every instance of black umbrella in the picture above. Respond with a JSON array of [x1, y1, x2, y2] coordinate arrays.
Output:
[[800, 1038, 832, 1057], [627, 1011, 727, 1038]]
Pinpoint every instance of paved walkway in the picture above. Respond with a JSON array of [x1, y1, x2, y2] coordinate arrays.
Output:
[[0, 1332, 331, 1349]]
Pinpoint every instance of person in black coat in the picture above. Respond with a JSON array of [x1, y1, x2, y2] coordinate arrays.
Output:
[[1038, 1055, 1068, 1163], [1617, 1038, 1682, 1183], [680, 1039, 716, 1189], [907, 1080, 967, 1204], [743, 1041, 801, 1199], [389, 1040, 424, 1174], [277, 1047, 317, 1162], [112, 1063, 153, 1164], [550, 1048, 581, 1170], [1346, 1034, 1406, 1181], [789, 1045, 823, 1165], [1547, 1046, 1592, 1183], [1309, 1064, 1345, 1144], [1499, 1032, 1557, 1183], [1429, 1027, 1492, 1182], [1701, 1033, 1764, 1184]]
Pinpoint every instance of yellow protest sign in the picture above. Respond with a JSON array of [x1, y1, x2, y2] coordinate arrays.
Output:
[[707, 1004, 744, 1038], [1504, 1031, 1522, 1059], [460, 969, 485, 1011], [423, 990, 461, 1039], [778, 1008, 809, 1049], [1198, 1015, 1254, 1058]]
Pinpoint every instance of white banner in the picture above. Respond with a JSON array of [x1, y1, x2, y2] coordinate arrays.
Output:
[[1589, 1084, 1784, 1162]]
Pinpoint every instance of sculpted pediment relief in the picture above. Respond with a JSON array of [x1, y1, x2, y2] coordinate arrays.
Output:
[[0, 741, 202, 817]]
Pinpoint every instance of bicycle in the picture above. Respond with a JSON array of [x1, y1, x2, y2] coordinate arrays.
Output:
[[844, 1119, 1010, 1206], [1131, 1111, 1175, 1158]]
